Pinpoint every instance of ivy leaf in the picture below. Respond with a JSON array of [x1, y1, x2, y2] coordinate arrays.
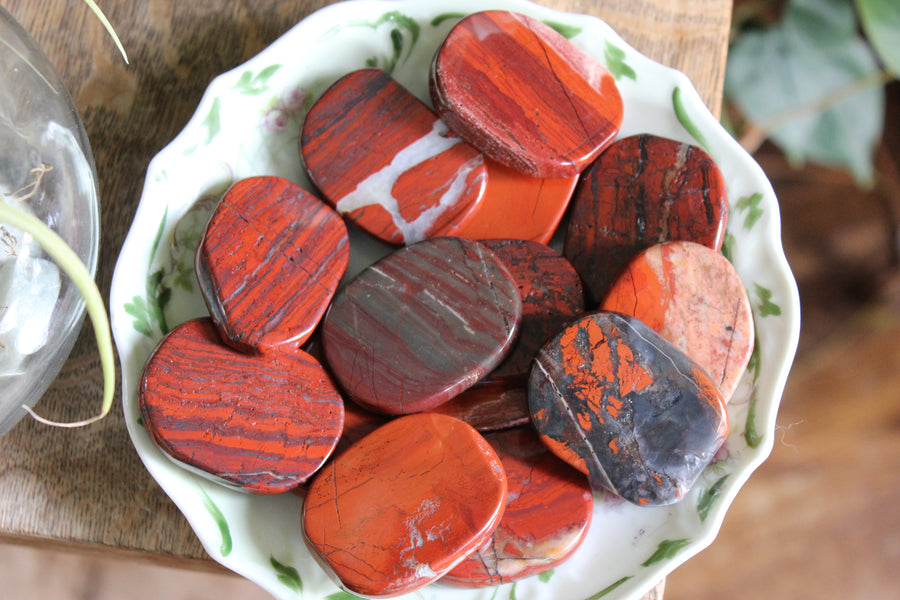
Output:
[[642, 538, 691, 566], [585, 576, 633, 599], [735, 192, 764, 230], [604, 40, 636, 81], [543, 21, 581, 39], [538, 569, 555, 583], [697, 474, 731, 522], [754, 283, 782, 317], [725, 0, 884, 186], [270, 557, 302, 594], [855, 0, 900, 77]]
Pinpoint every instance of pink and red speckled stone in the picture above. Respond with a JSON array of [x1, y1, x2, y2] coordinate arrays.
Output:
[[450, 159, 579, 244], [195, 176, 348, 354], [430, 11, 622, 178], [301, 68, 488, 245], [321, 237, 522, 415], [529, 311, 728, 506], [139, 318, 344, 494], [444, 427, 593, 587], [302, 413, 508, 598], [601, 241, 754, 401], [564, 134, 729, 304]]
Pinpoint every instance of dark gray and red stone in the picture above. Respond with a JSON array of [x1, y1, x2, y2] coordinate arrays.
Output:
[[302, 413, 508, 598], [563, 134, 729, 304], [430, 10, 622, 178], [529, 311, 728, 506], [301, 68, 488, 245], [442, 239, 585, 423], [601, 241, 755, 401], [443, 427, 593, 587], [195, 176, 348, 354], [321, 237, 522, 415], [139, 318, 344, 494]]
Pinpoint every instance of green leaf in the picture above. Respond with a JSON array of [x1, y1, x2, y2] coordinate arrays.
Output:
[[233, 65, 282, 95], [199, 488, 232, 557], [430, 13, 465, 27], [642, 538, 691, 566], [697, 474, 731, 522], [123, 296, 152, 337], [604, 40, 636, 81], [855, 0, 900, 77], [672, 86, 710, 151], [735, 192, 764, 230], [201, 97, 222, 145], [538, 569, 555, 583], [543, 20, 582, 39], [509, 581, 518, 600], [270, 557, 302, 594], [725, 0, 884, 185], [584, 576, 633, 599], [721, 230, 737, 263], [325, 592, 365, 600], [754, 283, 782, 317], [745, 393, 764, 448]]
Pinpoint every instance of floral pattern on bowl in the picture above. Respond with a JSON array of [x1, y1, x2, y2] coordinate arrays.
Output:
[[109, 1, 800, 599]]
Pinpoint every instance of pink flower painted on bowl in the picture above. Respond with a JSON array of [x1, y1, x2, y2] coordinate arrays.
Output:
[[262, 86, 310, 134]]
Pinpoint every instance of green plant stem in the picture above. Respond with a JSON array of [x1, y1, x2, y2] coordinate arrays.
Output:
[[82, 0, 128, 63], [0, 202, 114, 428], [738, 68, 894, 153]]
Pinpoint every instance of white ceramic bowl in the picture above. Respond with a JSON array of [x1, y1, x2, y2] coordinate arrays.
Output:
[[110, 2, 800, 599]]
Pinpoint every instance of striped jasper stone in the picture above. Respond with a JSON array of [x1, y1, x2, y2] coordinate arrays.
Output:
[[564, 134, 729, 304], [321, 237, 522, 415], [139, 318, 344, 494], [196, 176, 348, 354], [430, 10, 622, 178], [301, 68, 488, 245]]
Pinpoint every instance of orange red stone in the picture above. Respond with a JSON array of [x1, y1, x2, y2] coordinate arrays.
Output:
[[430, 11, 622, 178], [139, 318, 344, 494], [443, 427, 593, 587], [195, 176, 348, 354], [601, 241, 754, 401], [564, 134, 729, 304], [301, 68, 487, 245], [302, 413, 507, 597]]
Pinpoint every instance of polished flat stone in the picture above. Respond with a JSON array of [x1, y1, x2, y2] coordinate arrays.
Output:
[[429, 380, 530, 432], [450, 159, 578, 244], [431, 10, 622, 178], [601, 241, 754, 401], [196, 176, 348, 354], [139, 318, 344, 494], [564, 134, 729, 304], [529, 311, 728, 506], [301, 68, 488, 245], [302, 413, 507, 598], [444, 427, 593, 587], [321, 237, 522, 415]]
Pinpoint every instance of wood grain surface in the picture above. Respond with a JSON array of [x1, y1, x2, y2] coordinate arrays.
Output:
[[0, 0, 731, 590]]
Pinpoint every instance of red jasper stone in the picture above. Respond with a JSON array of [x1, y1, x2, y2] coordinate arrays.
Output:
[[430, 11, 622, 178], [601, 241, 754, 401], [321, 237, 522, 415], [529, 311, 728, 506], [564, 134, 729, 304], [450, 159, 578, 244], [444, 427, 593, 587], [139, 318, 344, 494], [302, 413, 508, 598], [301, 68, 488, 245], [429, 381, 530, 432], [196, 176, 348, 354]]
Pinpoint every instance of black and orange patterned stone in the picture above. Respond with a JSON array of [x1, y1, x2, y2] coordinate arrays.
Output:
[[301, 68, 488, 245], [196, 176, 348, 354], [302, 413, 507, 597], [444, 427, 593, 586], [321, 237, 522, 415], [529, 311, 728, 506], [139, 318, 344, 494], [563, 134, 728, 304], [430, 10, 622, 178]]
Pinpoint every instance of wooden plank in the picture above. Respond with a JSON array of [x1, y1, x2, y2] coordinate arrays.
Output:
[[0, 1, 731, 589]]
